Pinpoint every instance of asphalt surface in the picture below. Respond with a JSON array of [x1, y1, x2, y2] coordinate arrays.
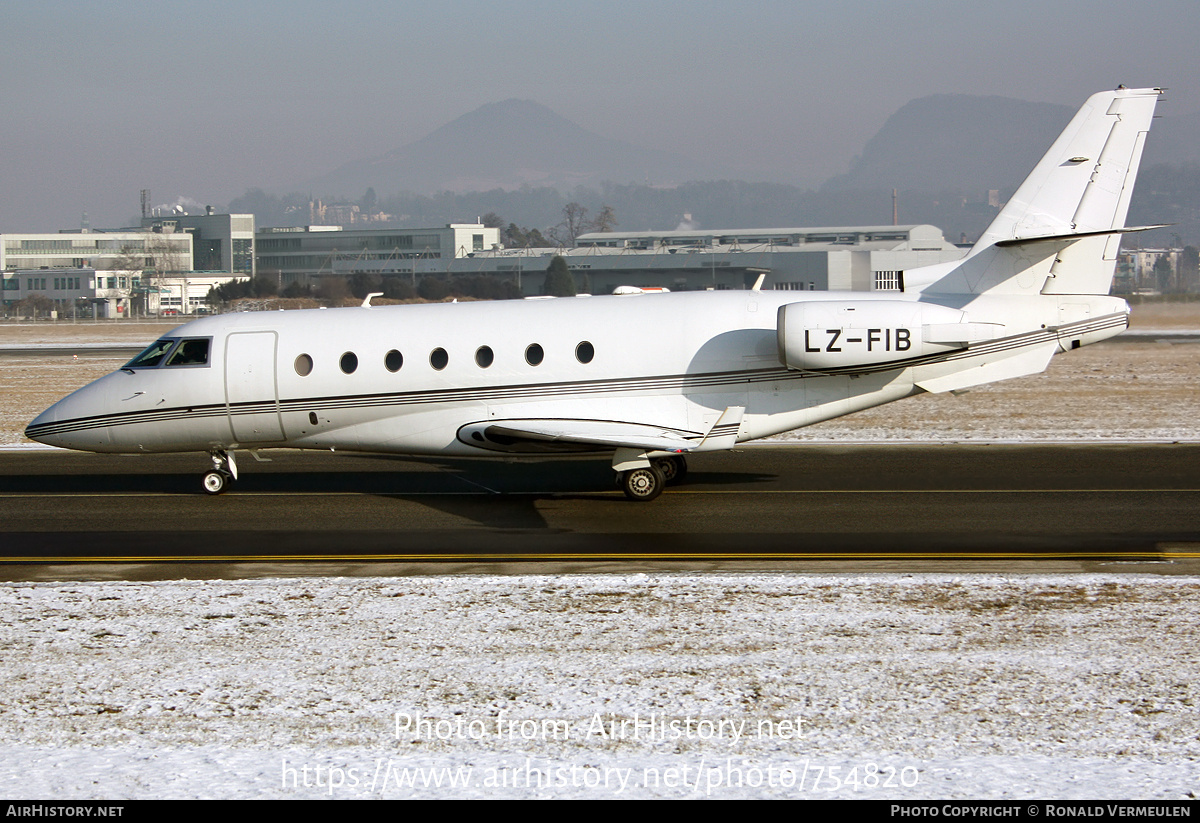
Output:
[[1, 444, 1197, 571]]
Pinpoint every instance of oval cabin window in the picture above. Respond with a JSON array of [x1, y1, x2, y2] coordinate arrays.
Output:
[[295, 354, 313, 376]]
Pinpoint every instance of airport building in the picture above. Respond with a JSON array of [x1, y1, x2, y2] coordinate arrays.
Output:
[[1, 214, 254, 276], [326, 223, 966, 295], [141, 211, 256, 277], [256, 223, 501, 287], [1, 212, 255, 316], [0, 267, 245, 318], [1, 230, 194, 274], [1115, 248, 1199, 294]]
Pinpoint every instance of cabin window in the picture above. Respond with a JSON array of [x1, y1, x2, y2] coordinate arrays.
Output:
[[340, 352, 358, 374], [525, 343, 544, 366], [385, 349, 404, 372], [575, 341, 595, 364], [124, 338, 178, 369], [430, 347, 448, 370], [295, 354, 313, 376], [475, 346, 494, 368], [164, 338, 210, 367]]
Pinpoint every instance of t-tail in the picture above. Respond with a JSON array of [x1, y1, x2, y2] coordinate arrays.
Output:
[[909, 86, 1164, 298]]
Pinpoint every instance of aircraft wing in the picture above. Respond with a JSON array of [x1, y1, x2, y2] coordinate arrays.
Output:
[[460, 419, 699, 454], [458, 406, 746, 455]]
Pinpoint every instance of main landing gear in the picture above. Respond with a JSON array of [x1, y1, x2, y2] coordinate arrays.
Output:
[[203, 448, 238, 495], [616, 454, 687, 502]]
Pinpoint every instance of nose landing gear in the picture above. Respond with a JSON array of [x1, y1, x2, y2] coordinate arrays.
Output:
[[203, 449, 237, 495], [202, 470, 230, 494]]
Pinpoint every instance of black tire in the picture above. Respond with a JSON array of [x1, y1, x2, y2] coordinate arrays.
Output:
[[621, 465, 665, 501], [653, 455, 688, 485], [203, 470, 230, 495]]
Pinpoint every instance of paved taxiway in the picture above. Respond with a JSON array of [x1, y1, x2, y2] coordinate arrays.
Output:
[[1, 444, 1197, 569]]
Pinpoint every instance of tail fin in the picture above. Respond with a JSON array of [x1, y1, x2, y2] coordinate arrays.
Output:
[[920, 87, 1162, 296]]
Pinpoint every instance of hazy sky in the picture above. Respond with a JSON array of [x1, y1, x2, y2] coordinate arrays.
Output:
[[2, 0, 1197, 231]]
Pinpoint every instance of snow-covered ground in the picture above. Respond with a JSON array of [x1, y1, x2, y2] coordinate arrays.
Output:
[[2, 573, 1199, 799]]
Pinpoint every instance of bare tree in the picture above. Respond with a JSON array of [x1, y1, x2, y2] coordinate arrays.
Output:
[[112, 242, 146, 274], [549, 202, 590, 247], [144, 232, 187, 316], [106, 243, 149, 317], [549, 203, 619, 245], [590, 205, 618, 233], [17, 293, 55, 319]]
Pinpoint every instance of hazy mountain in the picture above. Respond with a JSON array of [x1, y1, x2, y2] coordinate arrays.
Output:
[[243, 93, 1200, 244], [821, 94, 1075, 194], [1142, 107, 1200, 167], [821, 92, 1200, 195], [305, 99, 701, 198]]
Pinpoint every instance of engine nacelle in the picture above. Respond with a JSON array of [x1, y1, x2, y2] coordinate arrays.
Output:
[[777, 300, 1000, 371]]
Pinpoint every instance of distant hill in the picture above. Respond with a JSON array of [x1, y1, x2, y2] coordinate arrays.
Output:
[[236, 92, 1200, 244], [821, 94, 1075, 194], [304, 99, 701, 198], [1141, 107, 1200, 167], [821, 92, 1200, 195]]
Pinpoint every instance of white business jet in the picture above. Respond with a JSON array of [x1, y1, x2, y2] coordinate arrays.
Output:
[[27, 87, 1163, 500]]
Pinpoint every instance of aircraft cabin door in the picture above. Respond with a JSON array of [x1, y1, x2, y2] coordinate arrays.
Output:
[[224, 331, 286, 443]]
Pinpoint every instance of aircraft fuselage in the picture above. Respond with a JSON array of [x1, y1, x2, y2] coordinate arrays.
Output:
[[27, 288, 1126, 459]]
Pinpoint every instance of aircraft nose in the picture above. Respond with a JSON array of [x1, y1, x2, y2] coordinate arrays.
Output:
[[24, 378, 114, 451], [24, 405, 58, 446]]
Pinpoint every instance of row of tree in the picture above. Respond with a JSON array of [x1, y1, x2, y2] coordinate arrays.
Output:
[[480, 202, 617, 248]]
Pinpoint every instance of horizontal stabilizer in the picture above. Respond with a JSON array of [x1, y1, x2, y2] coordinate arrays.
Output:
[[913, 342, 1057, 394], [994, 224, 1170, 248]]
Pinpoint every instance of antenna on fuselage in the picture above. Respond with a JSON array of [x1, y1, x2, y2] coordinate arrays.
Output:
[[361, 292, 384, 308]]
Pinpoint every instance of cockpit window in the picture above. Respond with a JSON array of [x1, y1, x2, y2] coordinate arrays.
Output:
[[165, 338, 210, 367], [124, 338, 178, 369]]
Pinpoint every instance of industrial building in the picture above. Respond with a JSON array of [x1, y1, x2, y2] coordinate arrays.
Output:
[[141, 211, 256, 277], [1, 230, 194, 274], [3, 215, 966, 311], [1, 267, 243, 318], [1, 212, 255, 316], [256, 223, 501, 287], [327, 223, 966, 295]]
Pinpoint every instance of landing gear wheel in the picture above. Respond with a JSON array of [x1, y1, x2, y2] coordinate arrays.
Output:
[[652, 455, 688, 485], [621, 464, 666, 502], [203, 470, 231, 495]]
